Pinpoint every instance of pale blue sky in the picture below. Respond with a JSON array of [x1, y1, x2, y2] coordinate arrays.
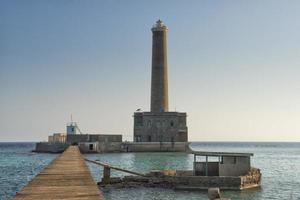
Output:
[[1, 0, 300, 142]]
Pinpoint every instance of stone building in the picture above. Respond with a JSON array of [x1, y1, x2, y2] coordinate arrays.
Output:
[[66, 134, 122, 145], [66, 134, 123, 153], [48, 133, 66, 143], [133, 20, 188, 142]]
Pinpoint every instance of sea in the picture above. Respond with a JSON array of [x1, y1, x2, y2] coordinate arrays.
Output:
[[0, 142, 299, 200]]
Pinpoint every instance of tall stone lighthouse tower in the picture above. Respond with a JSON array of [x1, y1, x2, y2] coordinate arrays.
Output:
[[133, 20, 188, 143], [151, 20, 169, 113]]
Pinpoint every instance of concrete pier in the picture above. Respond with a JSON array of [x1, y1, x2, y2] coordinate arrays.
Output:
[[13, 146, 103, 200]]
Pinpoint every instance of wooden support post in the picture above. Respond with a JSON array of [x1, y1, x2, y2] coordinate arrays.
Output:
[[103, 165, 111, 184]]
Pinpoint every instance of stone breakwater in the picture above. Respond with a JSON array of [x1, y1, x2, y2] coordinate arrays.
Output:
[[240, 168, 261, 189], [98, 168, 261, 191], [35, 142, 190, 153]]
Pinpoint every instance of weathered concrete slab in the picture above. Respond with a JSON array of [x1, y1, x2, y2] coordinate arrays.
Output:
[[13, 146, 103, 200]]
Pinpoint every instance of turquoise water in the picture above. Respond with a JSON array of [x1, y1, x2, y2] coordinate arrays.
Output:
[[1, 142, 300, 200]]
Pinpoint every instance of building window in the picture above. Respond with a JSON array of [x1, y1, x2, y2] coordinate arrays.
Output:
[[159, 135, 163, 142], [135, 136, 141, 142], [89, 144, 94, 150], [156, 120, 161, 128], [148, 120, 152, 127], [148, 135, 151, 142], [170, 121, 174, 127], [135, 116, 143, 126]]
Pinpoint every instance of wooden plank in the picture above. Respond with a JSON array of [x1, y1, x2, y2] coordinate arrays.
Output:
[[85, 158, 146, 177], [13, 146, 103, 200]]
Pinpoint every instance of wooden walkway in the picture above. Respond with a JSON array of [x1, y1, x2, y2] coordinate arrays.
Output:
[[13, 146, 103, 200]]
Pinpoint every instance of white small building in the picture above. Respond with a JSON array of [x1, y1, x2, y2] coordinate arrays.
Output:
[[193, 151, 253, 176]]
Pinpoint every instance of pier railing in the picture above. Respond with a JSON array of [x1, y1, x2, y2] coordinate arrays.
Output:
[[84, 158, 147, 184]]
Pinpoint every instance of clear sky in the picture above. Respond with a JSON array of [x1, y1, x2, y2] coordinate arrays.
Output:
[[1, 0, 300, 142]]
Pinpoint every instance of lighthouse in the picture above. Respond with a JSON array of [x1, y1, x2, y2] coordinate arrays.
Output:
[[133, 20, 188, 143], [150, 20, 169, 113]]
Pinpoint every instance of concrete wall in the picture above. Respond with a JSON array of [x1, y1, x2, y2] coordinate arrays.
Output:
[[35, 141, 189, 153], [35, 142, 69, 153], [78, 142, 122, 153], [124, 175, 242, 190], [193, 156, 251, 177], [98, 142, 122, 153], [219, 156, 250, 176], [121, 142, 189, 152], [66, 134, 122, 145], [122, 170, 261, 190], [89, 134, 122, 142], [78, 142, 98, 153], [81, 141, 184, 153], [169, 176, 242, 189], [194, 162, 219, 176], [66, 134, 89, 144], [134, 112, 188, 142]]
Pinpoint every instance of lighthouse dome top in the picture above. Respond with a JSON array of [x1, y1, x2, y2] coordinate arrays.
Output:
[[152, 19, 168, 31]]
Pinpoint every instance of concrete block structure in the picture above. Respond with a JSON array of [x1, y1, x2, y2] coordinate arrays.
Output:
[[134, 112, 187, 142], [121, 151, 261, 190], [193, 151, 252, 176], [66, 134, 122, 153], [35, 142, 69, 153], [66, 134, 122, 145], [133, 20, 188, 143], [38, 133, 123, 153], [121, 142, 189, 152]]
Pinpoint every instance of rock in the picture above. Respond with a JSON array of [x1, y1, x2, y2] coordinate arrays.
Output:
[[208, 188, 221, 200]]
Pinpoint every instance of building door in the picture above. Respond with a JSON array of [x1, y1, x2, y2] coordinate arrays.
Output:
[[89, 144, 94, 151]]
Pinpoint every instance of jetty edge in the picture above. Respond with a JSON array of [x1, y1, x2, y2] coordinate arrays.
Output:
[[13, 146, 103, 200], [87, 150, 261, 191]]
